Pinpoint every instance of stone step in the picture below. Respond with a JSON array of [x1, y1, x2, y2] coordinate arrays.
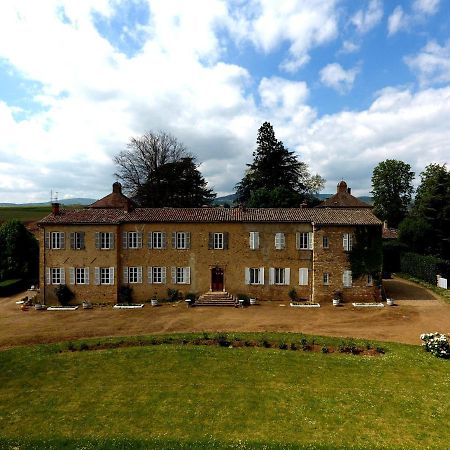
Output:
[[195, 291, 236, 307]]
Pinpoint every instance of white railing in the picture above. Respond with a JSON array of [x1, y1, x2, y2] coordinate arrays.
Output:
[[437, 275, 448, 289]]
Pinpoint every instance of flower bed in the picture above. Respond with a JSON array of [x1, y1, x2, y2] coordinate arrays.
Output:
[[290, 302, 320, 308], [113, 304, 145, 309], [420, 332, 450, 359], [47, 306, 79, 311], [352, 303, 384, 308]]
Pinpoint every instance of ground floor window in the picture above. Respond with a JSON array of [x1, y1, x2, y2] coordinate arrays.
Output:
[[343, 270, 352, 288], [76, 267, 89, 284], [100, 267, 114, 285], [128, 266, 142, 283], [269, 267, 290, 285], [323, 272, 330, 285], [245, 267, 264, 285], [367, 274, 373, 286], [50, 267, 64, 285], [172, 267, 191, 284], [148, 266, 166, 284]]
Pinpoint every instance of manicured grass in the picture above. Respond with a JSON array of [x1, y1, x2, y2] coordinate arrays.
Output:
[[0, 333, 449, 449], [396, 272, 450, 304]]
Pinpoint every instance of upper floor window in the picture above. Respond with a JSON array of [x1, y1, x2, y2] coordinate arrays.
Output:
[[45, 232, 65, 250], [245, 267, 264, 285], [172, 267, 191, 284], [172, 232, 190, 249], [123, 231, 142, 249], [322, 236, 329, 249], [70, 232, 85, 250], [343, 270, 352, 288], [249, 232, 260, 250], [269, 267, 290, 285], [343, 233, 353, 251], [296, 232, 313, 250], [148, 266, 166, 284], [148, 232, 166, 249], [274, 233, 285, 250], [95, 232, 115, 250], [208, 232, 228, 250]]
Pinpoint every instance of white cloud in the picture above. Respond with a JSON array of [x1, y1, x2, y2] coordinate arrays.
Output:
[[405, 40, 450, 86], [319, 63, 359, 94], [339, 40, 360, 54], [412, 0, 440, 15], [351, 0, 383, 34], [387, 6, 407, 36]]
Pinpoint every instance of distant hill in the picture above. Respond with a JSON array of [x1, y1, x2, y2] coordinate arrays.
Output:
[[0, 198, 96, 207]]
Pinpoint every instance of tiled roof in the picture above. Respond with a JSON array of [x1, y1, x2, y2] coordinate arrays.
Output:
[[382, 227, 399, 239], [39, 207, 382, 226], [316, 191, 372, 208]]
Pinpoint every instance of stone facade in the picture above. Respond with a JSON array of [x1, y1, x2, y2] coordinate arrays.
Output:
[[38, 184, 382, 305]]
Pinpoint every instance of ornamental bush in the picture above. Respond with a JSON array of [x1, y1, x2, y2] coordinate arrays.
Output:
[[420, 332, 450, 359]]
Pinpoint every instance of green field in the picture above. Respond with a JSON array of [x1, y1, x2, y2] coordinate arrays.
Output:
[[0, 333, 449, 449], [0, 205, 83, 223]]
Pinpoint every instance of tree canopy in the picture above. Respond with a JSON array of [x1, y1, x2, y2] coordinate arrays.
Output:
[[0, 219, 38, 281], [399, 163, 450, 258], [114, 130, 215, 207], [235, 122, 324, 207], [370, 159, 414, 228]]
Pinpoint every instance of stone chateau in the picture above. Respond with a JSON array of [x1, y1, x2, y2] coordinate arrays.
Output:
[[38, 181, 382, 305]]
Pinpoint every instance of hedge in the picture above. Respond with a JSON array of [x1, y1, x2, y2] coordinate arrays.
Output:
[[0, 278, 25, 297], [400, 252, 450, 284]]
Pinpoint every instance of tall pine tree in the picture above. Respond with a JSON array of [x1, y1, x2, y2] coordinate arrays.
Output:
[[235, 122, 324, 207]]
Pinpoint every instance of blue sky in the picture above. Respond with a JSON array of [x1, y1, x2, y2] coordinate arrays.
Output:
[[0, 0, 449, 202]]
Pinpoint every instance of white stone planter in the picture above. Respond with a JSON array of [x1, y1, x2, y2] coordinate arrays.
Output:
[[114, 304, 144, 309], [82, 301, 93, 309], [290, 302, 320, 308], [332, 299, 340, 306], [386, 298, 394, 306], [352, 302, 384, 308], [238, 299, 245, 307], [151, 299, 158, 307], [47, 306, 79, 311], [249, 298, 257, 305], [34, 303, 46, 310]]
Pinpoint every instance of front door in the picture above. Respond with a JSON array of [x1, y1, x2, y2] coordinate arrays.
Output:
[[211, 267, 224, 291]]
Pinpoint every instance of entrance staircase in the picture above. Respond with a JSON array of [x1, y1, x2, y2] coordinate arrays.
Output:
[[194, 291, 236, 307]]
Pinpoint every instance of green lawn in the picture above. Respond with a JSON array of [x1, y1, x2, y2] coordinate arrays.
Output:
[[0, 205, 82, 223], [0, 333, 449, 449]]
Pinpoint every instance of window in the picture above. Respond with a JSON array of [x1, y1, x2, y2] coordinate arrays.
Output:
[[149, 232, 166, 249], [70, 232, 85, 250], [172, 267, 191, 284], [367, 274, 373, 286], [322, 236, 329, 249], [208, 232, 228, 249], [343, 270, 352, 288], [296, 232, 313, 250], [95, 232, 114, 250], [269, 267, 290, 285], [299, 268, 309, 286], [123, 231, 142, 249], [343, 233, 353, 251], [172, 232, 190, 249], [245, 267, 264, 285], [323, 272, 330, 285], [51, 232, 65, 249], [249, 232, 260, 250], [49, 267, 64, 285], [148, 267, 166, 284], [100, 267, 113, 285], [77, 268, 88, 284], [124, 266, 142, 284], [274, 233, 285, 250]]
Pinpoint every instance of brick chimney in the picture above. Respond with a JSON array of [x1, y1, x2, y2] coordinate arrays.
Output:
[[51, 202, 60, 215], [112, 182, 122, 194], [337, 180, 348, 193]]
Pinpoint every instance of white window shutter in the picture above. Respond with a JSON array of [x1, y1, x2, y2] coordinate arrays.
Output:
[[69, 267, 75, 285], [95, 232, 100, 249], [70, 232, 75, 250], [343, 270, 352, 287], [259, 267, 265, 285], [186, 232, 191, 249], [285, 268, 290, 285], [281, 233, 285, 249], [249, 233, 253, 249], [110, 233, 115, 250], [308, 232, 313, 250], [60, 232, 65, 249], [349, 234, 353, 251], [94, 267, 100, 285], [46, 267, 51, 285], [245, 268, 250, 285], [147, 232, 153, 249], [295, 232, 300, 250], [299, 268, 308, 286], [172, 232, 177, 248], [149, 267, 155, 284], [162, 232, 167, 249], [60, 268, 65, 285], [45, 232, 50, 249], [122, 232, 128, 249], [186, 267, 191, 284], [269, 268, 275, 285], [85, 267, 90, 285], [123, 266, 128, 284], [343, 233, 348, 251], [275, 233, 280, 249], [138, 232, 143, 248], [162, 267, 167, 284], [171, 267, 176, 284], [137, 266, 143, 283], [110, 267, 115, 285]]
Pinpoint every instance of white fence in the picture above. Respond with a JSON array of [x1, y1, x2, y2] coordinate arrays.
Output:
[[437, 275, 448, 289]]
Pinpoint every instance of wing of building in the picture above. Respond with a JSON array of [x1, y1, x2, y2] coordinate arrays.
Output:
[[38, 182, 382, 305]]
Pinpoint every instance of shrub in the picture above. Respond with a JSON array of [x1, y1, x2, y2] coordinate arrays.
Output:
[[118, 285, 133, 303], [216, 333, 230, 347], [54, 284, 74, 305], [279, 341, 288, 350], [237, 294, 250, 306], [288, 288, 298, 301], [167, 288, 180, 302], [186, 292, 197, 302], [321, 345, 329, 354], [420, 333, 450, 359], [0, 278, 25, 296], [400, 252, 450, 284], [290, 342, 298, 351]]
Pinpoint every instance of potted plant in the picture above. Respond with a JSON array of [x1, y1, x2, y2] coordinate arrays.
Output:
[[332, 290, 343, 306], [288, 288, 298, 302], [151, 292, 158, 307], [185, 292, 196, 307]]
